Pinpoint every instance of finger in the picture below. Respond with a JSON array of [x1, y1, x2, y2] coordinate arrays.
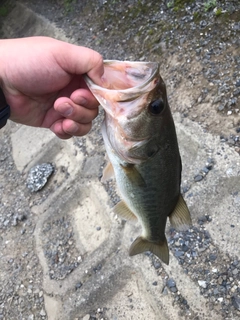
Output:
[[70, 88, 99, 110], [54, 97, 98, 124], [50, 120, 72, 139], [55, 42, 104, 86], [51, 119, 92, 138]]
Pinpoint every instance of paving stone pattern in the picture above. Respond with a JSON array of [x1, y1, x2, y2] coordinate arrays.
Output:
[[0, 2, 240, 320]]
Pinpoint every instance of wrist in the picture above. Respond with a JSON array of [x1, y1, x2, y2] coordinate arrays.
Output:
[[0, 87, 11, 129]]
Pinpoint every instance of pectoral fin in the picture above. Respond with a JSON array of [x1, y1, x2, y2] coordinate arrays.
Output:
[[101, 161, 115, 183], [120, 163, 146, 187], [169, 194, 192, 231], [129, 236, 169, 265], [113, 201, 137, 221]]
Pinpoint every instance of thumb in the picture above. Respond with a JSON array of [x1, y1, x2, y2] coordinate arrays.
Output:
[[54, 41, 104, 85]]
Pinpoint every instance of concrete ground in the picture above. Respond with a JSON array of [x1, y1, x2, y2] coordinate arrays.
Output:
[[1, 2, 240, 320]]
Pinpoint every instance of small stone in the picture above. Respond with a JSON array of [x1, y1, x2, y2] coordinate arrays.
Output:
[[213, 96, 222, 104], [194, 174, 203, 182], [152, 281, 158, 286], [93, 263, 102, 273], [232, 268, 238, 275], [182, 185, 190, 193], [170, 286, 178, 293], [232, 296, 240, 310], [153, 260, 161, 269], [167, 278, 176, 288], [233, 260, 239, 266], [200, 20, 207, 28], [40, 309, 46, 316], [162, 287, 168, 295], [198, 280, 207, 288], [175, 249, 185, 257], [26, 163, 54, 192], [198, 216, 208, 225], [213, 288, 219, 295], [75, 282, 82, 290], [82, 315, 91, 320], [201, 167, 209, 175], [182, 244, 189, 252], [218, 105, 225, 111], [209, 253, 217, 261]]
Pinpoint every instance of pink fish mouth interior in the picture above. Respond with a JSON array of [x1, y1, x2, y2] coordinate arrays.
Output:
[[84, 60, 159, 117], [101, 61, 157, 90]]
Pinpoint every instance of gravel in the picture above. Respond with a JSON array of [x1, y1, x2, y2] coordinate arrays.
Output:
[[0, 133, 46, 319], [168, 219, 240, 318], [1, 0, 240, 318], [42, 215, 81, 280]]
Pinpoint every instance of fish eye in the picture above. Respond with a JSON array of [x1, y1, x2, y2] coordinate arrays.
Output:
[[148, 99, 165, 115]]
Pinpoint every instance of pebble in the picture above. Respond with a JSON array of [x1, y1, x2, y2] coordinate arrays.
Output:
[[194, 174, 203, 182], [232, 268, 238, 275], [218, 105, 225, 111], [75, 282, 82, 290], [167, 278, 176, 288], [162, 287, 168, 295], [198, 280, 207, 288], [153, 260, 161, 269], [26, 163, 54, 192], [232, 296, 240, 311], [166, 278, 178, 292], [39, 309, 46, 316]]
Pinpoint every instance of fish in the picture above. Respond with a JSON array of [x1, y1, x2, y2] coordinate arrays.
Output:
[[84, 60, 191, 265]]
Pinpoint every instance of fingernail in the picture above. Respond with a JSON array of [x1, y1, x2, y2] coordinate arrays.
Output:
[[78, 97, 87, 106], [70, 122, 79, 133], [59, 103, 73, 117]]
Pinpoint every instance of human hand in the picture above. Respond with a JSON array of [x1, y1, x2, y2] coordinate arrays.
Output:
[[0, 36, 104, 139]]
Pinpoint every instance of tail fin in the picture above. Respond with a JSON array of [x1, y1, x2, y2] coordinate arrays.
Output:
[[129, 236, 169, 265]]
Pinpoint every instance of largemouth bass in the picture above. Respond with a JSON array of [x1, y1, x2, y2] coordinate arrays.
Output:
[[84, 60, 191, 264]]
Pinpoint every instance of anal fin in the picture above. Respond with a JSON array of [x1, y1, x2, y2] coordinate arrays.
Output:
[[169, 194, 192, 231], [129, 236, 169, 265], [113, 201, 137, 221]]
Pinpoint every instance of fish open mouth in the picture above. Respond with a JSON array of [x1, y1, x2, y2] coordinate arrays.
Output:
[[99, 60, 159, 91], [84, 60, 160, 117]]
